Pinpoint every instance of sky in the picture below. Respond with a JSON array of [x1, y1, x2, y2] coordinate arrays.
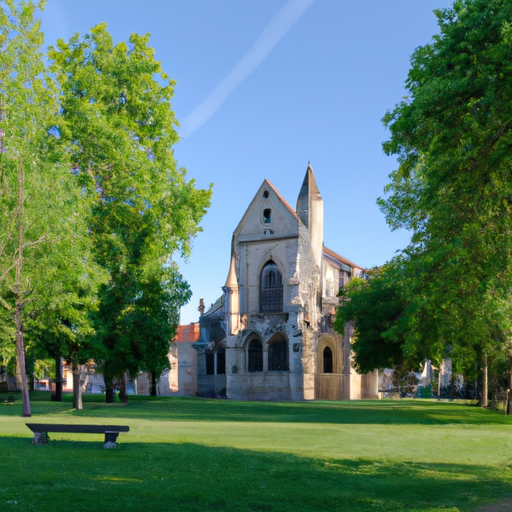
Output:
[[39, 0, 454, 324]]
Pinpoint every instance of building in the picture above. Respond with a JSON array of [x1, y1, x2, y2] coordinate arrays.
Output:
[[194, 164, 379, 400], [167, 323, 200, 395]]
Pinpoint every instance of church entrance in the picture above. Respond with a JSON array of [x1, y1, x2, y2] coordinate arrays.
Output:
[[315, 336, 348, 400]]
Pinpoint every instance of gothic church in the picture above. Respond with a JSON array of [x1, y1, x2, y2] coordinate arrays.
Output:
[[194, 165, 378, 400]]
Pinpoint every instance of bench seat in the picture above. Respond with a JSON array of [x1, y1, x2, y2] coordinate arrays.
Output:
[[26, 423, 129, 448]]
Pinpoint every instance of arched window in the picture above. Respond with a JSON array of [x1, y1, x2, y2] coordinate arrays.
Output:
[[268, 337, 289, 371], [323, 346, 333, 373], [260, 261, 283, 312], [248, 338, 263, 372]]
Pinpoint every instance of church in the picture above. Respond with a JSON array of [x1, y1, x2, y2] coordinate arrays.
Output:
[[192, 164, 379, 401]]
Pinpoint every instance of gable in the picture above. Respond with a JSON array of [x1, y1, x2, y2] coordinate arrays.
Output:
[[234, 179, 300, 241]]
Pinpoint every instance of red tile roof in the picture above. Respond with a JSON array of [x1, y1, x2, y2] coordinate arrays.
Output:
[[173, 324, 200, 343], [323, 245, 361, 270]]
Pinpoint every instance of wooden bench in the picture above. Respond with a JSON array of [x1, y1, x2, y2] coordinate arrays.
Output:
[[26, 423, 129, 449]]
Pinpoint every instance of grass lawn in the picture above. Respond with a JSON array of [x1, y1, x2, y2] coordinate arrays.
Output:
[[1, 393, 512, 511]]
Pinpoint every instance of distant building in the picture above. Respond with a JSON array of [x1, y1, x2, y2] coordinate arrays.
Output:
[[167, 324, 200, 396]]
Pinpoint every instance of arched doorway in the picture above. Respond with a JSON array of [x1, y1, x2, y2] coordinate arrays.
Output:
[[323, 346, 333, 374], [315, 336, 347, 400]]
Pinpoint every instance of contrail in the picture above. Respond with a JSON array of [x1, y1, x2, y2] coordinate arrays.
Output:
[[180, 0, 315, 138]]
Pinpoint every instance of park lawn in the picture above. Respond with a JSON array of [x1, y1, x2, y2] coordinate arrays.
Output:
[[0, 393, 511, 512]]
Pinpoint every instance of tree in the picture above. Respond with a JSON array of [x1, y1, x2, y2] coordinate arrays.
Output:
[[123, 262, 190, 397], [49, 24, 212, 401], [380, 0, 512, 405], [0, 1, 104, 414], [0, 0, 62, 415], [334, 261, 417, 374]]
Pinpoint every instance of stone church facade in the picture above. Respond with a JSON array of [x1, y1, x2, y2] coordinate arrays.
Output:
[[194, 165, 379, 400]]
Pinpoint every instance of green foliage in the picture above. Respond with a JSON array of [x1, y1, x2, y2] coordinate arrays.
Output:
[[49, 24, 212, 388], [0, 5, 104, 318], [378, 0, 512, 378], [335, 262, 413, 373], [0, 1, 105, 415], [0, 5, 211, 407]]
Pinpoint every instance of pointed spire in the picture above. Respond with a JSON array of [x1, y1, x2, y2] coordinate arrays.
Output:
[[224, 235, 240, 335], [296, 162, 321, 228], [296, 162, 324, 271], [224, 235, 238, 288]]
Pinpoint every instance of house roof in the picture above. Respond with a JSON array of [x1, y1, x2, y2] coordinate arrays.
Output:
[[323, 245, 361, 271]]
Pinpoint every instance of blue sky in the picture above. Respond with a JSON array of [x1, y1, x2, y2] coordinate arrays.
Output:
[[40, 0, 453, 324]]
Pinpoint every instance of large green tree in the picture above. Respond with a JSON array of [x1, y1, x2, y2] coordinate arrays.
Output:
[[0, 0, 102, 415], [49, 25, 212, 401], [379, 0, 512, 405]]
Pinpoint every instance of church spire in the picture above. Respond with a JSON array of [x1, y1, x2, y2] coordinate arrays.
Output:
[[296, 162, 322, 228], [225, 237, 237, 289], [296, 162, 324, 268], [223, 235, 240, 335]]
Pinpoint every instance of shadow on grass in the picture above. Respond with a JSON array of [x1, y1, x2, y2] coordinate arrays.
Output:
[[0, 436, 510, 511], [1, 392, 510, 426]]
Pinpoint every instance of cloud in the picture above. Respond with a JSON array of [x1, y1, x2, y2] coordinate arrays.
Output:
[[180, 0, 315, 138]]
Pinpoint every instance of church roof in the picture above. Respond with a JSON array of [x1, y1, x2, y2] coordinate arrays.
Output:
[[203, 295, 224, 317], [231, 177, 300, 240], [323, 245, 361, 271], [263, 179, 299, 221]]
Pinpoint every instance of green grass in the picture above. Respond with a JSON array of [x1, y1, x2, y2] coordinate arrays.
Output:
[[1, 392, 512, 511]]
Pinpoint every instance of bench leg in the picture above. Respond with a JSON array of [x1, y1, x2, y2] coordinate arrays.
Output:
[[104, 432, 119, 449], [33, 432, 48, 445]]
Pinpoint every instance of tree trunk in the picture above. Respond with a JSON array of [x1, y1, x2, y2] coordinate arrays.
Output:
[[14, 157, 30, 417], [51, 354, 62, 402], [15, 312, 30, 417], [150, 371, 158, 397], [482, 355, 488, 408], [506, 357, 512, 416], [72, 362, 83, 410], [119, 373, 128, 403], [105, 378, 114, 403], [15, 356, 23, 391]]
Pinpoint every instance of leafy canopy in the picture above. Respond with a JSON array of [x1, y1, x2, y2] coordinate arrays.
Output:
[[378, 0, 512, 375], [49, 24, 212, 387]]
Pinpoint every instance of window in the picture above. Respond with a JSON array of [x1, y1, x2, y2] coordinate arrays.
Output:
[[206, 352, 215, 375], [217, 350, 226, 375], [268, 337, 289, 371], [248, 338, 263, 372], [263, 208, 271, 223], [260, 261, 283, 312], [323, 347, 333, 373]]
